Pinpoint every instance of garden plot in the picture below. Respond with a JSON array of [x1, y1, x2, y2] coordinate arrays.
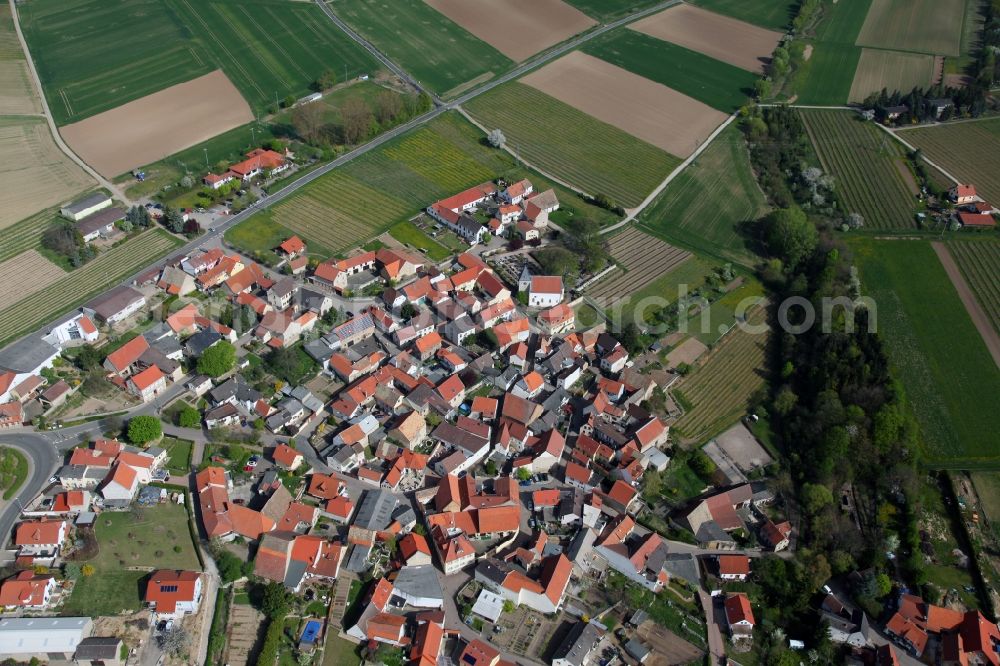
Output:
[[521, 51, 726, 158], [0, 250, 65, 310], [425, 0, 596, 62], [60, 70, 253, 178], [587, 227, 692, 304], [630, 4, 782, 73]]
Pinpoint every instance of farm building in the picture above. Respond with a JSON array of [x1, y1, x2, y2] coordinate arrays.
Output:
[[60, 193, 111, 222], [86, 285, 146, 324], [76, 207, 125, 243]]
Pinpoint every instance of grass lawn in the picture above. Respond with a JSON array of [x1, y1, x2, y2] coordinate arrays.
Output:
[[851, 239, 1000, 465], [0, 447, 28, 500], [387, 221, 451, 261], [332, 0, 512, 97], [788, 0, 871, 105], [224, 214, 297, 265], [161, 437, 194, 476], [573, 303, 605, 330], [688, 0, 798, 30], [584, 30, 756, 113], [465, 82, 681, 208], [639, 123, 767, 265], [322, 634, 362, 666], [21, 0, 379, 124], [62, 502, 200, 616]]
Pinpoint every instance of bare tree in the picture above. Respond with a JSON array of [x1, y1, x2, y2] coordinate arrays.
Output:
[[291, 101, 325, 146], [341, 98, 374, 145], [374, 90, 403, 125]]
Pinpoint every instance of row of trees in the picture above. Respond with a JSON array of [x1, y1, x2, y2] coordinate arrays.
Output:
[[290, 89, 432, 148], [862, 85, 988, 124], [745, 105, 926, 639]]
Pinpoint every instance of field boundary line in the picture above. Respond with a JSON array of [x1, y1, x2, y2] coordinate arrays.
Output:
[[454, 105, 592, 198], [600, 112, 739, 236], [6, 0, 126, 202], [931, 241, 1000, 368]]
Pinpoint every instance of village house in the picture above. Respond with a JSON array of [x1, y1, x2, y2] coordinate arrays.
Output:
[[87, 286, 146, 325], [528, 276, 564, 308], [144, 570, 203, 619]]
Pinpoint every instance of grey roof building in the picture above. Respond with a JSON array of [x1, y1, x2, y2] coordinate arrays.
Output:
[[0, 335, 59, 373], [551, 620, 604, 666], [0, 616, 93, 658], [353, 489, 398, 532], [74, 636, 123, 663], [88, 285, 145, 322], [185, 328, 222, 356]]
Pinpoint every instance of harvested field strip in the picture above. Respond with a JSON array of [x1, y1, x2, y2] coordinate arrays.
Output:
[[464, 82, 680, 207], [0, 61, 42, 115], [0, 206, 64, 263], [948, 240, 1000, 337], [520, 52, 727, 158], [856, 0, 965, 56], [639, 124, 767, 265], [0, 250, 65, 310], [900, 118, 1000, 204], [583, 30, 756, 113], [0, 230, 181, 345], [588, 227, 692, 302], [670, 305, 768, 443], [425, 0, 596, 62], [800, 109, 915, 229], [0, 117, 95, 230], [630, 4, 782, 74], [848, 48, 936, 103], [0, 6, 24, 60]]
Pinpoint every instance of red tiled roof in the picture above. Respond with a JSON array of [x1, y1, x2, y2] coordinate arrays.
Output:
[[325, 496, 354, 520], [718, 554, 751, 576], [129, 365, 164, 391], [532, 489, 560, 507], [530, 275, 562, 295], [145, 570, 200, 614], [725, 593, 755, 626], [564, 462, 591, 485], [959, 212, 996, 227], [272, 443, 302, 468], [399, 533, 432, 561], [105, 336, 149, 372], [458, 639, 499, 666], [0, 571, 52, 606], [308, 473, 342, 500], [279, 235, 305, 255]]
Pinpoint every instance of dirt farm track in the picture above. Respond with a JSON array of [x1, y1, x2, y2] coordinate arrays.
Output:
[[425, 0, 596, 62], [521, 51, 726, 158], [60, 70, 253, 178]]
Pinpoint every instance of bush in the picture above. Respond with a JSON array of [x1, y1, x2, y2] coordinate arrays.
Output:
[[127, 416, 162, 445], [197, 341, 236, 378], [177, 406, 201, 428]]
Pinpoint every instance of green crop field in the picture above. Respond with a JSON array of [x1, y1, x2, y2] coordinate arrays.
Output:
[[671, 305, 769, 444], [789, 0, 871, 105], [688, 0, 798, 30], [856, 0, 966, 56], [20, 0, 379, 125], [639, 124, 767, 265], [230, 113, 508, 257], [583, 30, 756, 112], [851, 239, 1000, 466], [563, 0, 664, 21], [332, 0, 513, 97], [464, 83, 680, 208], [848, 48, 936, 103], [948, 240, 1000, 337], [800, 109, 917, 230], [900, 118, 1000, 204], [0, 229, 182, 346]]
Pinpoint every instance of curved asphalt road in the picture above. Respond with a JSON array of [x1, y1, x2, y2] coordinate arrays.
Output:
[[0, 432, 60, 548]]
